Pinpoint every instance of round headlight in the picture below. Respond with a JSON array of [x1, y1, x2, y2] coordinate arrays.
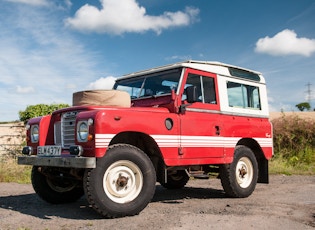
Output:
[[77, 122, 88, 142], [31, 125, 39, 143]]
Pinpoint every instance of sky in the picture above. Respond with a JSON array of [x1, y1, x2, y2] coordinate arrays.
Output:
[[0, 0, 315, 121]]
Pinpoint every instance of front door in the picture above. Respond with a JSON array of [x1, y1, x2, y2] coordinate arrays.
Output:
[[179, 69, 224, 163]]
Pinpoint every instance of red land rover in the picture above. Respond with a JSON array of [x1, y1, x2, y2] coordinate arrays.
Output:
[[18, 60, 273, 218]]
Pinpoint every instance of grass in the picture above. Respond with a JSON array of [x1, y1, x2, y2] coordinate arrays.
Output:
[[0, 156, 31, 183], [269, 156, 315, 175], [270, 113, 315, 175]]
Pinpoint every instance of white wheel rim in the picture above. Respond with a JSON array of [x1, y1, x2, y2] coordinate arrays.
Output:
[[235, 157, 253, 188], [103, 160, 143, 204]]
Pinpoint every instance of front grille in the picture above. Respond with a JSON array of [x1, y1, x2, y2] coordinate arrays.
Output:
[[54, 121, 62, 145], [61, 111, 78, 148]]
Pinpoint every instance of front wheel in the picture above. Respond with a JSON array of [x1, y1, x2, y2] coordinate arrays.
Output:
[[31, 166, 84, 204], [84, 144, 156, 218], [219, 145, 258, 198]]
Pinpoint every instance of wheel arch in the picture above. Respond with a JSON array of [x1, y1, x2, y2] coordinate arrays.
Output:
[[108, 131, 164, 179], [237, 138, 269, 184]]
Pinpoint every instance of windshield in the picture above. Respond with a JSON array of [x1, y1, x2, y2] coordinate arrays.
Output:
[[114, 68, 183, 99]]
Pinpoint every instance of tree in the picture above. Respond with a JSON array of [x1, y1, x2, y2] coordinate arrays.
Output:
[[19, 103, 69, 123], [295, 102, 311, 111]]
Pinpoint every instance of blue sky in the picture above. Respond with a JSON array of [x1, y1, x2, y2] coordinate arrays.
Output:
[[1, 0, 315, 121]]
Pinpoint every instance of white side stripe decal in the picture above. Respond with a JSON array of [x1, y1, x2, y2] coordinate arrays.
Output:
[[95, 134, 273, 148], [95, 134, 115, 148]]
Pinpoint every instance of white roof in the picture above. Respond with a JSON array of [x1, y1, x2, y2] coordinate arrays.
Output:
[[118, 60, 264, 82]]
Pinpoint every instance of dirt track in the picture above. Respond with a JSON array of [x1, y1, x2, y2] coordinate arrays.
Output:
[[0, 175, 314, 230]]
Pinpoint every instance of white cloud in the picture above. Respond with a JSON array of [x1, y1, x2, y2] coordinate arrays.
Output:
[[65, 0, 199, 35], [15, 85, 35, 94], [0, 2, 103, 121], [88, 76, 116, 90], [255, 29, 315, 57], [5, 0, 49, 6]]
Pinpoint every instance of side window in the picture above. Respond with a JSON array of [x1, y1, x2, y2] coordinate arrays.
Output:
[[183, 73, 217, 104], [227, 81, 261, 109], [251, 87, 260, 109]]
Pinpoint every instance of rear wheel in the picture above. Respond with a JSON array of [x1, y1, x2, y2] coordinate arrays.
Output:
[[31, 166, 84, 204], [219, 145, 258, 198], [84, 144, 156, 218]]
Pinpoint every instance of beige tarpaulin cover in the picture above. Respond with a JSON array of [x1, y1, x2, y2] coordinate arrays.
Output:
[[72, 90, 131, 107]]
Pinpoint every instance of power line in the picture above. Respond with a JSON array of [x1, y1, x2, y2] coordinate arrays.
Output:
[[305, 82, 312, 107]]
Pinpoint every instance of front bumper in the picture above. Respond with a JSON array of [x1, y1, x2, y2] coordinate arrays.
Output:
[[18, 156, 96, 168]]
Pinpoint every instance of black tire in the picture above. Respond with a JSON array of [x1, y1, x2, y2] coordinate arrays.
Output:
[[83, 144, 156, 218], [219, 145, 258, 198], [160, 170, 189, 189], [31, 166, 84, 204]]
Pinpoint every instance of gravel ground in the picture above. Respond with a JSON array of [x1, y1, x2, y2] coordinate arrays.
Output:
[[0, 175, 314, 230]]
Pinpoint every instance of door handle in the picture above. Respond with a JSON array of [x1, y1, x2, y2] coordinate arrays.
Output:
[[215, 126, 220, 135]]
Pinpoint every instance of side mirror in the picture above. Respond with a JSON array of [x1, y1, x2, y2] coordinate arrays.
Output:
[[186, 86, 198, 103]]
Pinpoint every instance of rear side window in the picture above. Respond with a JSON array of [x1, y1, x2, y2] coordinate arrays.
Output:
[[228, 67, 260, 82], [227, 81, 261, 109]]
